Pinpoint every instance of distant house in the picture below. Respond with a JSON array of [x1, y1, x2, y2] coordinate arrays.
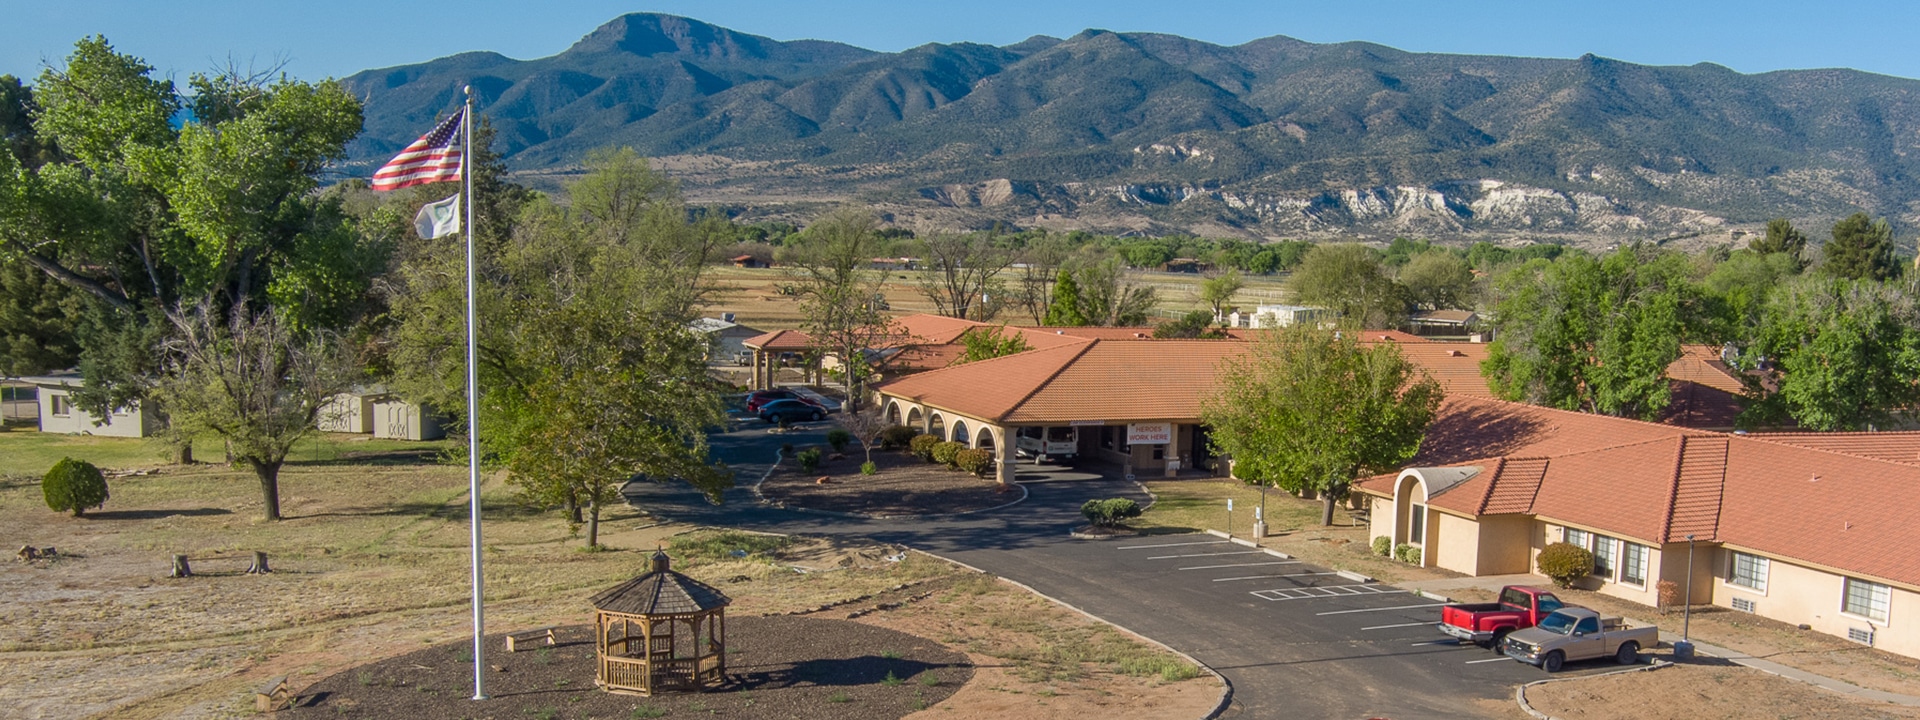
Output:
[[730, 255, 769, 269], [1229, 304, 1332, 329], [690, 315, 763, 364], [19, 372, 157, 438], [871, 257, 918, 272], [1410, 309, 1482, 336], [1, 381, 35, 425], [1162, 258, 1210, 274]]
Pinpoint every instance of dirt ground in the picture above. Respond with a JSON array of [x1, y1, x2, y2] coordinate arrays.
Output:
[[760, 448, 1013, 517], [1518, 661, 1920, 720], [0, 438, 1217, 720]]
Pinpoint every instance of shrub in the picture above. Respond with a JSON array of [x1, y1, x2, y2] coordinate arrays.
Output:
[[860, 461, 877, 476], [880, 425, 919, 449], [931, 441, 965, 468], [1371, 536, 1392, 557], [1081, 498, 1143, 527], [954, 448, 993, 477], [780, 442, 795, 456], [1657, 580, 1681, 614], [796, 448, 823, 473], [825, 428, 853, 453], [1537, 541, 1594, 588], [1395, 545, 1421, 565], [43, 457, 107, 517], [909, 434, 941, 461]]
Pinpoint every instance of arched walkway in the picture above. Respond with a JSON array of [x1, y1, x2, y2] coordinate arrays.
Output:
[[906, 407, 923, 430], [928, 412, 946, 440], [885, 401, 902, 425], [951, 420, 971, 447], [975, 426, 996, 451]]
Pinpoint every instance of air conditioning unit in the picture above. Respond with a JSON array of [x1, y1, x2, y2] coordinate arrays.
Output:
[[1848, 627, 1876, 646], [1731, 597, 1757, 613]]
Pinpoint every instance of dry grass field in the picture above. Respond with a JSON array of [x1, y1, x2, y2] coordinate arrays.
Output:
[[0, 432, 1214, 719]]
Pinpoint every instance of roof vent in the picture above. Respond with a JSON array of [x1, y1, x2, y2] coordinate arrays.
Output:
[[1056, 330, 1064, 335], [1134, 333, 1147, 339], [1448, 350, 1465, 357]]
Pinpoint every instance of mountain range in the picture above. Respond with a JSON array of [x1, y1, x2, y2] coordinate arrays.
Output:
[[340, 13, 1920, 241]]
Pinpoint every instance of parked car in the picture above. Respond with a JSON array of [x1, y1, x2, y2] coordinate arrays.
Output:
[[732, 350, 753, 366], [745, 389, 824, 413], [1502, 607, 1658, 672], [1440, 585, 1568, 648], [1015, 426, 1080, 460], [758, 399, 825, 424]]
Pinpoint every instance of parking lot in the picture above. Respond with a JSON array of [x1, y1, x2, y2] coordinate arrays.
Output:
[[1087, 534, 1635, 717]]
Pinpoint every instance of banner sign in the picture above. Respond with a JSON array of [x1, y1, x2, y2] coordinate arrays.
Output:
[[1127, 422, 1173, 445]]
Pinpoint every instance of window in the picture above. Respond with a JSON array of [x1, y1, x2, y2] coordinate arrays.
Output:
[[1729, 552, 1769, 593], [1537, 594, 1565, 614], [1591, 535, 1617, 578], [1621, 543, 1648, 586], [1408, 504, 1426, 544], [1574, 616, 1601, 635], [50, 395, 70, 417], [1844, 578, 1891, 623], [1564, 527, 1589, 548]]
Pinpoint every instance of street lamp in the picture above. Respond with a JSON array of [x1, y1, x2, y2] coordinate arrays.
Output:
[[1676, 533, 1697, 660]]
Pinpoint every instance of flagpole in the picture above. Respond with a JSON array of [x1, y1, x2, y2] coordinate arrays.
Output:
[[462, 86, 488, 702]]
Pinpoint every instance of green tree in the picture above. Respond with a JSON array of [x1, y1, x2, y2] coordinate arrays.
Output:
[[0, 261, 83, 375], [1749, 218, 1808, 268], [1074, 256, 1158, 326], [1702, 249, 1800, 339], [1482, 246, 1702, 420], [1287, 244, 1408, 328], [1043, 269, 1088, 326], [1397, 251, 1475, 310], [955, 325, 1032, 364], [42, 457, 108, 517], [1013, 233, 1069, 324], [1198, 269, 1245, 321], [1739, 277, 1920, 431], [1821, 212, 1898, 281], [1153, 310, 1228, 339], [1204, 325, 1444, 526], [781, 208, 907, 410], [155, 302, 356, 521]]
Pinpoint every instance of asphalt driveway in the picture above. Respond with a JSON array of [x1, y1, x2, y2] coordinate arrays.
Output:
[[626, 422, 1617, 719]]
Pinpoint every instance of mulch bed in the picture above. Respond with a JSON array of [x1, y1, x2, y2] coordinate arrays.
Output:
[[286, 615, 971, 720], [760, 450, 1013, 516]]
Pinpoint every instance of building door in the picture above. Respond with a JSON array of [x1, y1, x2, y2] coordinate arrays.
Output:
[[1190, 425, 1213, 472]]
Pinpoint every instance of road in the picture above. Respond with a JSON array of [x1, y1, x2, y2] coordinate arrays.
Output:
[[627, 421, 1617, 719]]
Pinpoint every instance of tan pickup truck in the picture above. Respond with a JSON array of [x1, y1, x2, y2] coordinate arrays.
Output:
[[1501, 607, 1659, 672]]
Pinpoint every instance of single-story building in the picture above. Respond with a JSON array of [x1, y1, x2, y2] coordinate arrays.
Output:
[[1356, 397, 1920, 659], [691, 315, 763, 365], [1409, 309, 1482, 336], [319, 386, 447, 440], [19, 372, 158, 438], [1229, 304, 1332, 329], [730, 255, 770, 269]]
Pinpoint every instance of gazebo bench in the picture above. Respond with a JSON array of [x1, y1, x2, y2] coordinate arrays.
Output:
[[505, 626, 558, 652]]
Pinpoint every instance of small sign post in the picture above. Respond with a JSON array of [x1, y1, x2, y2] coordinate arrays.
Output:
[[1227, 498, 1234, 536]]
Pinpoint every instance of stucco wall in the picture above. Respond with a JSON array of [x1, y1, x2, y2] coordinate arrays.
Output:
[[1433, 511, 1481, 574], [1711, 548, 1919, 657], [1474, 515, 1533, 576], [1369, 496, 1397, 546]]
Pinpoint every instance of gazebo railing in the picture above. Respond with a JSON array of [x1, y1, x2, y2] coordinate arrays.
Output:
[[600, 654, 721, 694]]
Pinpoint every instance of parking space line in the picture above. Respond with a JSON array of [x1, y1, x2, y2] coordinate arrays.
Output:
[[1146, 550, 1264, 560], [1116, 540, 1230, 550], [1251, 584, 1403, 601], [1212, 571, 1335, 582], [1464, 657, 1512, 664], [1179, 561, 1298, 570], [1315, 602, 1447, 616], [1361, 621, 1438, 631], [1410, 640, 1457, 647]]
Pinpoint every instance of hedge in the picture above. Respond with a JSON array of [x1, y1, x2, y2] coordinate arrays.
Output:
[[908, 434, 941, 461], [43, 457, 108, 517], [880, 425, 919, 449], [954, 448, 993, 477], [1081, 498, 1143, 527], [1537, 542, 1594, 588], [931, 441, 965, 468]]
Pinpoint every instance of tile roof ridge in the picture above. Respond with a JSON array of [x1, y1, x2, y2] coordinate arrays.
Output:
[[1473, 457, 1508, 515], [1662, 435, 1731, 542], [1731, 432, 1920, 469], [995, 340, 1103, 422], [872, 340, 1088, 395], [1457, 395, 1714, 436], [1525, 433, 1703, 462]]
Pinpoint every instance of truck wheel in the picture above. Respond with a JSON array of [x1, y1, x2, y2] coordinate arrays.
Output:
[[1542, 650, 1565, 673], [1615, 641, 1640, 665], [1489, 629, 1511, 652]]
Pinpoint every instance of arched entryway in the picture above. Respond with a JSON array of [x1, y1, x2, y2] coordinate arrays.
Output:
[[906, 407, 923, 430], [885, 401, 902, 425], [974, 426, 996, 451], [951, 420, 971, 447], [928, 412, 946, 440]]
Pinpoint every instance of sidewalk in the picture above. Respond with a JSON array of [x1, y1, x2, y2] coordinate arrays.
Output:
[[1393, 574, 1920, 707]]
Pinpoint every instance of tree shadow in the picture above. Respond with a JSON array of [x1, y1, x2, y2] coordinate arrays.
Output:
[[287, 448, 446, 467], [730, 655, 964, 690], [85, 507, 234, 520], [1413, 403, 1550, 464]]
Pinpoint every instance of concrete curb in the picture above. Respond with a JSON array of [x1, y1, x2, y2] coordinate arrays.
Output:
[[1514, 659, 1672, 720], [1412, 589, 1452, 602], [917, 550, 1234, 720], [1335, 569, 1374, 583]]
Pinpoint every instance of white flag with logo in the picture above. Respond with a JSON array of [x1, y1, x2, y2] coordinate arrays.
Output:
[[413, 194, 461, 239]]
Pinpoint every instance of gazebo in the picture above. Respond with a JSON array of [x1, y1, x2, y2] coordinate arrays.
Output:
[[589, 551, 732, 696]]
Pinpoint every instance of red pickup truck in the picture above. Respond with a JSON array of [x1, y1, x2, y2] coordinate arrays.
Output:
[[1439, 585, 1568, 647]]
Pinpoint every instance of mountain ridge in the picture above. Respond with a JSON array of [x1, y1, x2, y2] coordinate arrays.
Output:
[[340, 13, 1920, 240]]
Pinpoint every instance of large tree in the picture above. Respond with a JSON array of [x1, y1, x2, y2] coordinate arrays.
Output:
[[1821, 212, 1898, 281], [780, 209, 906, 410], [1042, 269, 1087, 326], [1013, 233, 1069, 324], [1287, 243, 1408, 327], [1749, 218, 1808, 269], [1073, 256, 1158, 326], [1482, 246, 1703, 420], [1739, 276, 1920, 431], [1204, 325, 1444, 526], [1396, 251, 1475, 311], [917, 231, 1016, 320], [1198, 269, 1245, 321]]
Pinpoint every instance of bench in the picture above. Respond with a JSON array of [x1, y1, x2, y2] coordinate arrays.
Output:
[[505, 626, 558, 652], [254, 676, 293, 712]]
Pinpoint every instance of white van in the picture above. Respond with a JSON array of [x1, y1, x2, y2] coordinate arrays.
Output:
[[1015, 426, 1079, 460]]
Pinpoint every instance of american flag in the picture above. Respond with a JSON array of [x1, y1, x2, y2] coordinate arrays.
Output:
[[371, 108, 465, 191]]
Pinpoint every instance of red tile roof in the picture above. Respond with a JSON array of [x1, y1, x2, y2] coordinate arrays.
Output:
[[743, 329, 813, 351], [1745, 432, 1920, 467]]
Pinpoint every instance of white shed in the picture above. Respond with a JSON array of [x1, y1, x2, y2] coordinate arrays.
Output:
[[372, 398, 446, 441], [20, 372, 158, 438], [318, 390, 378, 434]]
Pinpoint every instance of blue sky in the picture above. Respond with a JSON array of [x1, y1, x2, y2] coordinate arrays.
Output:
[[6, 1, 1918, 82]]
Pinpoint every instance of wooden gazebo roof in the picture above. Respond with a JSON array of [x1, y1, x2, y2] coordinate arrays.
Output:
[[589, 552, 731, 616]]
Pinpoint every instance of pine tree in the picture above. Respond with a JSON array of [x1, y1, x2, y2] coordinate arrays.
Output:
[[1043, 270, 1088, 326], [1749, 218, 1808, 261], [1822, 213, 1897, 281]]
